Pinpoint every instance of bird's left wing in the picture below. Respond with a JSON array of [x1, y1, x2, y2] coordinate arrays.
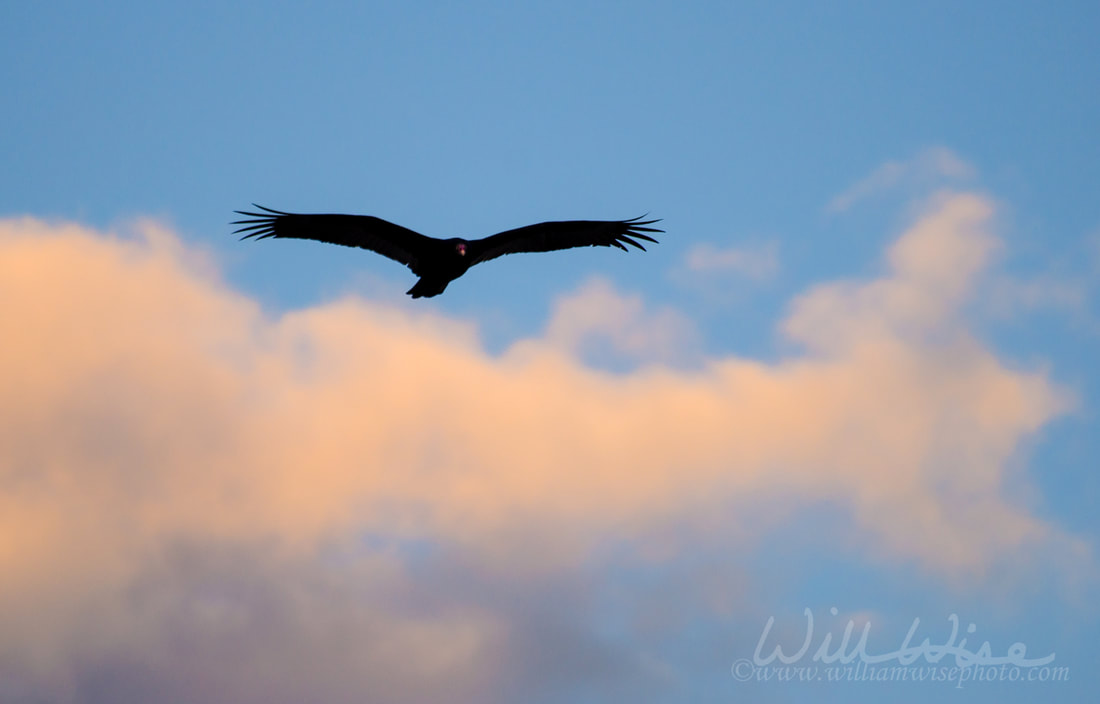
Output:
[[232, 205, 437, 274], [467, 217, 662, 265]]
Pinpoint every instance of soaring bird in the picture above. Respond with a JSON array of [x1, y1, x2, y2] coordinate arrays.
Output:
[[232, 205, 662, 298]]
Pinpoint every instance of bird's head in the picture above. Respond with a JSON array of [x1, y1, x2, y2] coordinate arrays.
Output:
[[455, 242, 467, 256]]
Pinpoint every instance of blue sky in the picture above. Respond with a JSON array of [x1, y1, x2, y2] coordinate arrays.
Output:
[[2, 2, 1098, 702]]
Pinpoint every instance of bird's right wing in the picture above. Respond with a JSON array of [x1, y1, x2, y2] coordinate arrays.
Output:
[[467, 216, 662, 265], [232, 205, 437, 273]]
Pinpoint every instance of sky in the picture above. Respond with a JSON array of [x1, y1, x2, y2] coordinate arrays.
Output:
[[1, 1, 1098, 702]]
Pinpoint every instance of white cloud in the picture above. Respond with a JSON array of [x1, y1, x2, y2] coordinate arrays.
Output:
[[987, 275, 1089, 317], [679, 242, 779, 281], [827, 147, 976, 213], [669, 241, 779, 303]]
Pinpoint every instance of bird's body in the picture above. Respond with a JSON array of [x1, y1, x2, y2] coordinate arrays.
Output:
[[403, 237, 472, 298], [232, 205, 661, 298]]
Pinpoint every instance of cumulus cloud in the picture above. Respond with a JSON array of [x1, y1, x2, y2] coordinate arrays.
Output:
[[0, 194, 1084, 701], [538, 277, 702, 367]]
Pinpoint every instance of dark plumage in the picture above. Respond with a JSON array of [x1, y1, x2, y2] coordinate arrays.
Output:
[[232, 205, 662, 298]]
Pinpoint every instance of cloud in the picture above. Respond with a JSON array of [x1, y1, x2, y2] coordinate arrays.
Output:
[[678, 242, 779, 281], [669, 241, 779, 303], [827, 147, 976, 213], [987, 274, 1089, 317], [789, 192, 1000, 351], [0, 195, 1085, 701], [983, 226, 1099, 327], [538, 277, 702, 367]]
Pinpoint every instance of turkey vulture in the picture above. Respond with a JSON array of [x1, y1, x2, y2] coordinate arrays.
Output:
[[232, 205, 662, 298]]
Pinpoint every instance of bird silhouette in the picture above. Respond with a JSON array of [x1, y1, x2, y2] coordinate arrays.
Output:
[[233, 205, 662, 298]]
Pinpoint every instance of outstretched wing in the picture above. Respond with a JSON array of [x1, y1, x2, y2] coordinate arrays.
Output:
[[467, 216, 662, 265], [232, 205, 438, 273]]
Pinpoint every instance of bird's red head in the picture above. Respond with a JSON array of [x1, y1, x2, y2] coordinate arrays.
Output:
[[455, 242, 467, 256]]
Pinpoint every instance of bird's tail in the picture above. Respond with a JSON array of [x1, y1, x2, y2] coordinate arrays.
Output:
[[406, 278, 449, 298]]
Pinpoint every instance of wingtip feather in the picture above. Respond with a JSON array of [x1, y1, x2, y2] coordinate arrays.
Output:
[[252, 204, 290, 215]]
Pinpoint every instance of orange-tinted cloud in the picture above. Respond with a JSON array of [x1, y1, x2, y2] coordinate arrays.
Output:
[[0, 194, 1084, 699]]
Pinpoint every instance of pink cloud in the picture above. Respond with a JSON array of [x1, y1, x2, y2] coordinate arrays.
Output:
[[0, 193, 1084, 699]]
